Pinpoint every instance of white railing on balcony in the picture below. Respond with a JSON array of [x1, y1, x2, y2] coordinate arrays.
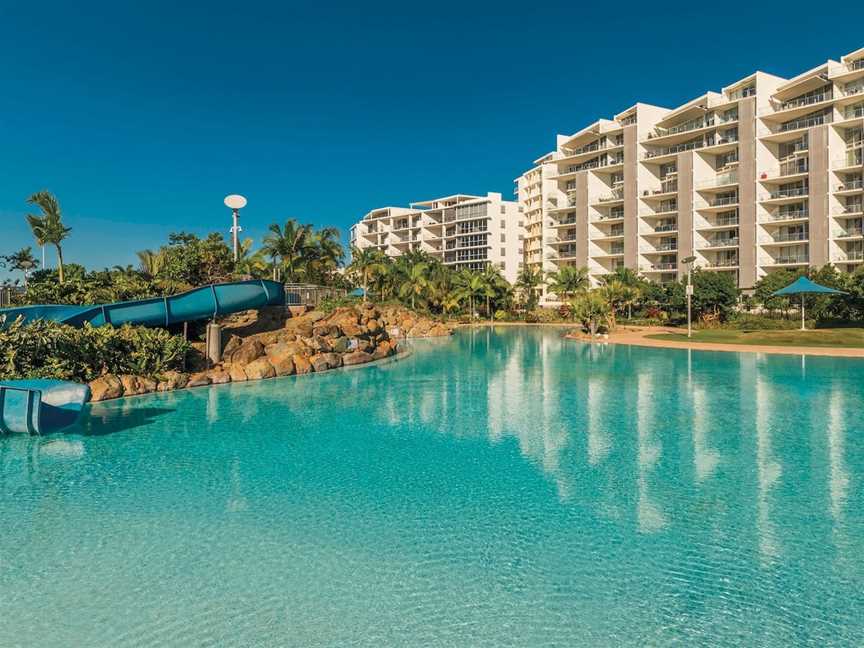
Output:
[[845, 104, 864, 120], [836, 178, 864, 192], [834, 151, 864, 169], [598, 189, 625, 202], [697, 170, 739, 189], [777, 91, 833, 112], [710, 259, 740, 268], [654, 223, 678, 233], [771, 209, 809, 221], [767, 185, 809, 199], [779, 113, 831, 132], [643, 140, 704, 159], [705, 237, 740, 248], [771, 231, 809, 243], [772, 254, 809, 264]]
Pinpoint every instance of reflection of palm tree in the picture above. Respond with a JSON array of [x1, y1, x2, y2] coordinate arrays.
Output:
[[26, 191, 71, 283]]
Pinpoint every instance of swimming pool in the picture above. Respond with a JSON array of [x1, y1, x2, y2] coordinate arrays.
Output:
[[1, 327, 862, 646]]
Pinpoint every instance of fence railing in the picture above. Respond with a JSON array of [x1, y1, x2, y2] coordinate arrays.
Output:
[[283, 284, 347, 307]]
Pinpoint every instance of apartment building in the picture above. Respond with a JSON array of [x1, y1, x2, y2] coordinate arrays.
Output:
[[517, 47, 864, 303], [349, 192, 525, 283]]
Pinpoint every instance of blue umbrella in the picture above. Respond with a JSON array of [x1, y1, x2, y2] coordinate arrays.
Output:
[[771, 276, 846, 330]]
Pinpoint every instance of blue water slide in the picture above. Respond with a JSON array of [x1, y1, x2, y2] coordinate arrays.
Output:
[[0, 279, 286, 328], [0, 380, 91, 435]]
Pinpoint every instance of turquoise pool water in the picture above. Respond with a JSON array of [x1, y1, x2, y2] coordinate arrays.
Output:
[[1, 328, 863, 647]]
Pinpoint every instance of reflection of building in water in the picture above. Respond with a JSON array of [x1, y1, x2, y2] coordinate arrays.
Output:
[[486, 331, 574, 500], [636, 370, 667, 533], [753, 355, 783, 566], [586, 345, 612, 466], [827, 390, 849, 522], [691, 378, 719, 483]]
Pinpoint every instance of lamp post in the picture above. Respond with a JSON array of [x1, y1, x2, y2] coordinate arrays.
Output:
[[682, 256, 696, 339], [224, 194, 248, 262]]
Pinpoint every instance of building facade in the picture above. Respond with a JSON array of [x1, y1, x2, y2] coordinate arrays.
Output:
[[349, 192, 525, 283], [516, 47, 864, 303]]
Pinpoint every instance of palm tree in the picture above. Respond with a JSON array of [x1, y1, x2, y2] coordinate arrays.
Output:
[[603, 266, 641, 287], [234, 238, 271, 278], [261, 219, 314, 282], [599, 279, 627, 328], [397, 262, 431, 309], [26, 191, 71, 283], [571, 290, 611, 337], [347, 247, 387, 302], [620, 284, 641, 320], [481, 265, 509, 318], [454, 270, 490, 319], [2, 247, 38, 288], [546, 265, 589, 301], [306, 226, 344, 282], [515, 265, 543, 310]]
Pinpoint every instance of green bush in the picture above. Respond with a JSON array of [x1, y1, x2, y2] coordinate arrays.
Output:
[[721, 313, 807, 331], [0, 318, 190, 382]]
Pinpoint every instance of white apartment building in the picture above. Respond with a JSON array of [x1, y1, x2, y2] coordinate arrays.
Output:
[[349, 192, 525, 283], [517, 47, 864, 303]]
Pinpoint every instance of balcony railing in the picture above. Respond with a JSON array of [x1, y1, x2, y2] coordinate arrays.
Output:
[[779, 113, 831, 132], [652, 117, 715, 138], [705, 237, 739, 248], [609, 245, 625, 255], [654, 223, 678, 232], [777, 91, 832, 112], [771, 231, 809, 243], [707, 195, 739, 207], [843, 251, 864, 261], [607, 227, 625, 237], [767, 185, 808, 199], [598, 189, 625, 202], [714, 215, 739, 226], [652, 262, 677, 270], [845, 104, 864, 120], [656, 242, 678, 251], [710, 259, 740, 268], [839, 227, 863, 238], [728, 86, 756, 101], [773, 254, 809, 264], [837, 178, 864, 192], [771, 209, 809, 221], [697, 171, 739, 188], [644, 140, 704, 159]]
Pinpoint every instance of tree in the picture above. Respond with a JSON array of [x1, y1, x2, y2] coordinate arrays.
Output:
[[262, 219, 314, 282], [620, 284, 641, 320], [516, 265, 543, 310], [347, 247, 387, 302], [689, 270, 739, 322], [305, 226, 344, 283], [398, 262, 430, 310], [26, 191, 71, 283], [453, 270, 490, 318], [571, 291, 611, 336], [546, 266, 589, 301], [1, 247, 39, 288], [753, 268, 801, 316]]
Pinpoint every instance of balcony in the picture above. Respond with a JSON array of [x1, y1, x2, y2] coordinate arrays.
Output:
[[643, 140, 704, 160], [651, 262, 677, 271], [837, 178, 864, 192], [704, 237, 739, 248], [770, 231, 809, 243], [838, 226, 863, 238], [655, 242, 679, 252], [766, 185, 808, 200], [697, 171, 739, 189], [654, 223, 678, 233], [778, 113, 831, 133], [777, 91, 833, 112], [843, 250, 864, 261], [844, 104, 864, 120], [713, 214, 739, 227], [769, 208, 809, 221], [597, 189, 625, 203], [709, 259, 740, 268], [771, 254, 809, 265]]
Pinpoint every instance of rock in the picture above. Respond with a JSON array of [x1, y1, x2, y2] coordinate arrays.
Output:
[[157, 371, 189, 392], [307, 310, 326, 323], [310, 352, 342, 372], [89, 375, 124, 401], [222, 334, 244, 358], [267, 346, 296, 376], [244, 357, 276, 380], [372, 341, 393, 360], [342, 350, 374, 366], [330, 336, 349, 353], [187, 371, 212, 388], [340, 322, 363, 337], [119, 375, 147, 396], [293, 354, 313, 375], [228, 365, 248, 382], [366, 319, 382, 334], [208, 369, 231, 385], [230, 339, 264, 365]]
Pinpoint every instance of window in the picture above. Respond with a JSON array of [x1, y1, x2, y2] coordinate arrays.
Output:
[[499, 262, 506, 270], [456, 203, 488, 219], [500, 220, 505, 228], [500, 248, 506, 256], [518, 221, 524, 227], [518, 234, 524, 241], [500, 205, 506, 214], [500, 233, 506, 242]]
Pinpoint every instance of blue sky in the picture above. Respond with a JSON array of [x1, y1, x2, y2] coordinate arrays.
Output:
[[1, 1, 859, 276]]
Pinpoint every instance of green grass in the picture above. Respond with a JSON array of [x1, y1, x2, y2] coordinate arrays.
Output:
[[645, 328, 864, 348]]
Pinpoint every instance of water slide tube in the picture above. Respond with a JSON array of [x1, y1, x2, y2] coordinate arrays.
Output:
[[0, 280, 287, 433], [0, 380, 91, 435], [0, 279, 286, 328]]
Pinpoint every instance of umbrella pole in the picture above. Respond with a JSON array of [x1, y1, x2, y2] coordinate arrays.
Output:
[[801, 295, 805, 331]]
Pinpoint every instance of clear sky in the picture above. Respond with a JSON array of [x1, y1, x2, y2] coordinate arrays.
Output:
[[1, 1, 859, 277]]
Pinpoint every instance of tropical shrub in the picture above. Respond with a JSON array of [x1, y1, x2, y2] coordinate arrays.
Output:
[[0, 318, 190, 382]]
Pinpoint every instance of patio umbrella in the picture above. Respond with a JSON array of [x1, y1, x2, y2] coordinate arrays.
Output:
[[771, 276, 846, 330]]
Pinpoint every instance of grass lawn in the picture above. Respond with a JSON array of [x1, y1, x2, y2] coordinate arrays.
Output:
[[645, 328, 864, 348]]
